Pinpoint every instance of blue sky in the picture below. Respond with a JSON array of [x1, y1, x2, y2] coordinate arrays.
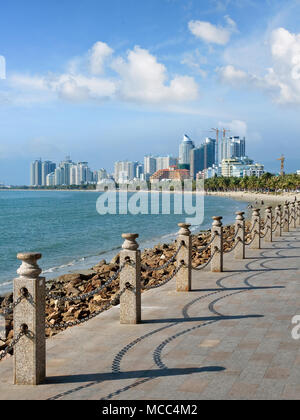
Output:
[[1, 0, 300, 184]]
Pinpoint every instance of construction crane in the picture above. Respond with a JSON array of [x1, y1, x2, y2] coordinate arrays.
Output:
[[277, 155, 285, 176]]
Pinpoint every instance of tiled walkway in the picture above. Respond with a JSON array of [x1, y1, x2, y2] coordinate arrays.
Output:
[[0, 229, 300, 400]]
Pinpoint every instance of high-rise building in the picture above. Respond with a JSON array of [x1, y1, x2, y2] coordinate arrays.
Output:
[[58, 157, 73, 185], [155, 156, 177, 171], [76, 162, 92, 185], [136, 163, 144, 179], [41, 161, 56, 186], [179, 135, 194, 166], [219, 136, 246, 161], [190, 138, 216, 179], [230, 136, 246, 158], [114, 161, 139, 183], [30, 159, 42, 186], [144, 155, 157, 177], [54, 167, 62, 186], [46, 172, 55, 186]]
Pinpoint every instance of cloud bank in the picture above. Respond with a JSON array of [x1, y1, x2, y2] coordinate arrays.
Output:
[[7, 42, 199, 106], [219, 27, 300, 105]]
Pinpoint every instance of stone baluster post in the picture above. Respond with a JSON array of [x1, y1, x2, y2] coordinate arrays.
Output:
[[211, 217, 223, 272], [235, 212, 245, 259], [291, 202, 297, 229], [176, 223, 192, 292], [283, 202, 289, 232], [120, 234, 141, 324], [14, 253, 45, 385], [297, 201, 300, 227], [250, 209, 261, 249], [264, 206, 273, 242], [274, 205, 282, 237]]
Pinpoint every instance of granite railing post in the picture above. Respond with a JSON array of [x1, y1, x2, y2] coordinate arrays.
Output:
[[120, 233, 141, 324], [283, 202, 289, 232], [264, 206, 273, 242], [297, 201, 300, 227], [14, 252, 45, 385], [235, 212, 245, 259], [291, 202, 297, 229], [250, 209, 261, 249], [176, 223, 192, 292], [274, 205, 282, 237], [211, 217, 223, 272]]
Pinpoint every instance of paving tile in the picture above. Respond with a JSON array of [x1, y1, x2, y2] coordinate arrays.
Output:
[[228, 382, 259, 399], [1, 230, 300, 400], [264, 367, 291, 379]]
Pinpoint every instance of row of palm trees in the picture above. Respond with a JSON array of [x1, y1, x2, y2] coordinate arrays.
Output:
[[203, 173, 300, 193]]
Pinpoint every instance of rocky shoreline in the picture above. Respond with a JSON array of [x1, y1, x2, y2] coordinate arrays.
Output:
[[1, 222, 253, 359]]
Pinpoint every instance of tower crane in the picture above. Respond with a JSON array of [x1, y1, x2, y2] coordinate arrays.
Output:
[[277, 155, 285, 176]]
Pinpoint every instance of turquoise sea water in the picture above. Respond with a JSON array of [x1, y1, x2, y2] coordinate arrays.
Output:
[[0, 190, 249, 293]]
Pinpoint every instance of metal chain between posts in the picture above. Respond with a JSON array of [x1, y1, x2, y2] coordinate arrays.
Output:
[[0, 329, 27, 362], [272, 221, 280, 233], [244, 230, 259, 246], [223, 237, 241, 254], [259, 225, 270, 238], [192, 247, 218, 270], [46, 286, 128, 330], [193, 234, 216, 254], [46, 263, 127, 302], [141, 243, 183, 272], [246, 220, 257, 236], [223, 228, 240, 245], [141, 263, 184, 290], [0, 295, 25, 316]]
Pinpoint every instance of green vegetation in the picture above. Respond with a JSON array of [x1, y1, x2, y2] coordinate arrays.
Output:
[[204, 173, 300, 193]]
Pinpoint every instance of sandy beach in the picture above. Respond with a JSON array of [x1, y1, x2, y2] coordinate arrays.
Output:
[[207, 190, 300, 204]]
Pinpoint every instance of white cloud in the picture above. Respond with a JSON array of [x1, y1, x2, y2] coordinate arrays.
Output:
[[111, 46, 199, 103], [188, 16, 237, 45], [219, 27, 300, 105], [6, 42, 199, 107], [217, 65, 250, 85], [88, 41, 114, 75], [218, 119, 247, 136], [181, 50, 207, 77]]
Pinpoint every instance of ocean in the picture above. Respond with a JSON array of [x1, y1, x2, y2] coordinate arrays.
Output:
[[0, 190, 249, 294]]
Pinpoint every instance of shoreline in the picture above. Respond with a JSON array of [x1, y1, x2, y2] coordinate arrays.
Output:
[[207, 190, 300, 203], [1, 192, 298, 355], [0, 190, 292, 295]]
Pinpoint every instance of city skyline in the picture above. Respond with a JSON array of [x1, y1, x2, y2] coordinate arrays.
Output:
[[1, 0, 300, 184], [27, 132, 265, 187]]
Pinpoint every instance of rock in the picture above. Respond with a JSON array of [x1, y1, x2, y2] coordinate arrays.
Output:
[[92, 259, 106, 270], [57, 273, 81, 283], [110, 254, 120, 265]]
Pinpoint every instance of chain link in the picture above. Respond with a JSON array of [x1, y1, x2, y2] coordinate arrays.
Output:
[[46, 263, 126, 303], [1, 295, 25, 316], [141, 263, 184, 290], [45, 287, 128, 330], [192, 247, 218, 270], [141, 243, 183, 272], [193, 234, 216, 254], [246, 220, 257, 236], [259, 225, 270, 238], [0, 330, 26, 362], [223, 238, 241, 254], [223, 228, 240, 245], [244, 230, 258, 246]]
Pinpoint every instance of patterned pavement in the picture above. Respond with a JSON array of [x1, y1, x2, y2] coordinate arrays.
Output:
[[0, 228, 300, 400]]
